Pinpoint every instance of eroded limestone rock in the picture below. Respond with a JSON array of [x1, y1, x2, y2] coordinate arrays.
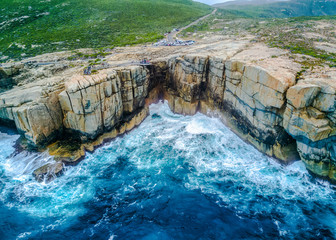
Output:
[[2, 50, 336, 183], [283, 78, 336, 181], [166, 55, 298, 161], [58, 66, 149, 140], [0, 81, 64, 146]]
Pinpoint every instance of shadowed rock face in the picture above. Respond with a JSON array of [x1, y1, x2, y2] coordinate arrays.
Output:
[[1, 55, 336, 182], [166, 55, 336, 181], [166, 55, 298, 162], [283, 81, 336, 180]]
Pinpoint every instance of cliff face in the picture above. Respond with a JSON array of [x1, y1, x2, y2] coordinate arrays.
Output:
[[284, 80, 336, 179], [165, 55, 336, 181], [165, 55, 298, 161], [0, 77, 64, 146], [58, 66, 149, 141], [1, 54, 336, 182]]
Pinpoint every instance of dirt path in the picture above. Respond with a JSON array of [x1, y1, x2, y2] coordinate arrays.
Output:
[[21, 9, 218, 68], [167, 9, 217, 42]]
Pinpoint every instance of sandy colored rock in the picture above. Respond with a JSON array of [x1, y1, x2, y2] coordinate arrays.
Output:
[[58, 67, 148, 139], [287, 83, 321, 109], [1, 39, 336, 182]]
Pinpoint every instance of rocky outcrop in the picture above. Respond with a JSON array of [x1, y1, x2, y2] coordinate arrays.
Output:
[[58, 67, 149, 140], [0, 62, 68, 90], [0, 79, 64, 146], [164, 54, 336, 181], [0, 65, 15, 89], [1, 52, 336, 182], [0, 66, 150, 146], [283, 80, 336, 180], [165, 55, 298, 162], [0, 65, 151, 180], [33, 161, 64, 182]]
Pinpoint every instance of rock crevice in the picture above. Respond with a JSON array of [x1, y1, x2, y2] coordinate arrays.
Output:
[[165, 56, 298, 162], [1, 55, 336, 181]]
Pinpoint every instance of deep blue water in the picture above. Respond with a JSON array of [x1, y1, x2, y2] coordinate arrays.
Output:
[[1, 102, 336, 240]]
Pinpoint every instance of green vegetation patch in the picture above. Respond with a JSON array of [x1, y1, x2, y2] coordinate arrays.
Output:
[[215, 0, 336, 19], [0, 0, 211, 61], [181, 9, 336, 69], [181, 9, 249, 35], [257, 17, 336, 67]]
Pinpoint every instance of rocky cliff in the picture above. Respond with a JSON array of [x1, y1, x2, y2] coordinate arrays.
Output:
[[0, 64, 151, 181], [284, 79, 336, 180], [165, 55, 299, 161], [1, 51, 336, 182], [0, 75, 64, 146], [58, 66, 149, 141], [0, 66, 150, 146], [165, 54, 336, 181]]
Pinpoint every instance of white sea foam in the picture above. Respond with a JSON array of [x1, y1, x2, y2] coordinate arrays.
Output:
[[186, 118, 217, 134], [0, 102, 335, 238]]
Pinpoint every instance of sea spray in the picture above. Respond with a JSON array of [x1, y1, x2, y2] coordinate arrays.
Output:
[[0, 102, 335, 239]]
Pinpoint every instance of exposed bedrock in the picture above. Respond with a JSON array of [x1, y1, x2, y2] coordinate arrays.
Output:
[[58, 66, 149, 141], [165, 54, 336, 181], [0, 66, 150, 145], [0, 62, 68, 90], [0, 79, 64, 146], [0, 66, 151, 181], [165, 55, 298, 162], [1, 54, 336, 182], [284, 81, 336, 180]]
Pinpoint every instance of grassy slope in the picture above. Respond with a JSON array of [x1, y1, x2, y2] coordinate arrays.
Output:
[[260, 16, 336, 67], [182, 9, 336, 68], [215, 0, 336, 18], [0, 0, 211, 61]]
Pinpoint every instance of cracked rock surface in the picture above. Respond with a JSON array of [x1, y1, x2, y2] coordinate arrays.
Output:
[[1, 41, 336, 181]]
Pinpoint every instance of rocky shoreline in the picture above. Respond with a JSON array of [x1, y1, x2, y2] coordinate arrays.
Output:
[[1, 43, 336, 182]]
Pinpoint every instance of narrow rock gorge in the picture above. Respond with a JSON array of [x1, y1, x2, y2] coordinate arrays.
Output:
[[1, 45, 336, 182]]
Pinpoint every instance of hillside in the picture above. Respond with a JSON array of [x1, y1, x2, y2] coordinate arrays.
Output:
[[214, 0, 288, 7], [0, 0, 211, 61], [214, 0, 336, 18], [180, 9, 336, 69]]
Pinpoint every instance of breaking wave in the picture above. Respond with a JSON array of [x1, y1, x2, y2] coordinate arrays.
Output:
[[0, 102, 335, 239]]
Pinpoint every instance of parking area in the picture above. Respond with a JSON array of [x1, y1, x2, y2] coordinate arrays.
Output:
[[153, 39, 195, 47]]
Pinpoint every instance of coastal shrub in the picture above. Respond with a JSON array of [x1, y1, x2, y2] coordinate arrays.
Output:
[[0, 0, 211, 61]]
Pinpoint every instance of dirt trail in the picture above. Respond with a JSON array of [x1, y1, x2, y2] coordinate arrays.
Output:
[[167, 9, 217, 42]]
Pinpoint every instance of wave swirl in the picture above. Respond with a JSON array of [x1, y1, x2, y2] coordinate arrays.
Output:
[[0, 102, 335, 239]]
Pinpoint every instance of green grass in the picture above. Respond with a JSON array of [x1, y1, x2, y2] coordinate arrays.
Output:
[[181, 9, 247, 35], [180, 8, 336, 69], [257, 17, 336, 67], [216, 0, 336, 19], [0, 0, 211, 61]]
